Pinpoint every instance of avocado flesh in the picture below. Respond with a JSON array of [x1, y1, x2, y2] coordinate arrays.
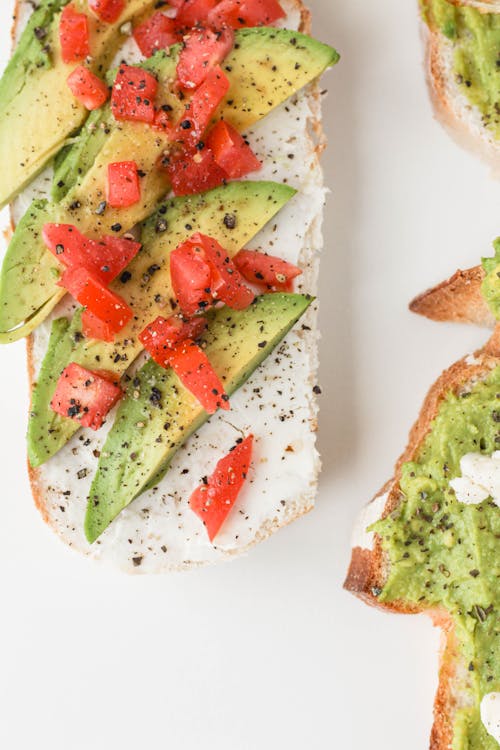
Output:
[[84, 293, 312, 543], [27, 180, 296, 467], [0, 29, 339, 342], [0, 0, 159, 208]]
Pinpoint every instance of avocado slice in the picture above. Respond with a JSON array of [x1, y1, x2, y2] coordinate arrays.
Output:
[[0, 0, 158, 209], [0, 29, 338, 342], [84, 292, 313, 543], [27, 180, 296, 467]]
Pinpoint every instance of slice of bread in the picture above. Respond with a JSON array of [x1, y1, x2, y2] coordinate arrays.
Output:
[[422, 0, 500, 167], [10, 0, 329, 572], [345, 326, 500, 749]]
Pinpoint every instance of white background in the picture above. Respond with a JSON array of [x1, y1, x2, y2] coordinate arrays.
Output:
[[0, 1, 499, 748]]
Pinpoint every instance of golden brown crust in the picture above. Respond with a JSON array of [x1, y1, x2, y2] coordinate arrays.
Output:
[[409, 266, 494, 328], [345, 325, 500, 748]]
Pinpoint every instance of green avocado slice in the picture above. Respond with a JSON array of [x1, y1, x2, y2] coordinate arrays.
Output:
[[0, 0, 158, 209], [0, 28, 339, 342], [84, 292, 313, 544], [27, 180, 296, 467]]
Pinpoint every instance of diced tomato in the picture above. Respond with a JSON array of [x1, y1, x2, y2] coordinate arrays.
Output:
[[66, 66, 109, 110], [166, 146, 227, 196], [107, 161, 141, 208], [166, 338, 229, 413], [207, 121, 260, 178], [197, 233, 255, 309], [81, 308, 115, 342], [176, 66, 230, 145], [154, 105, 176, 134], [133, 12, 180, 57], [111, 65, 158, 124], [189, 434, 253, 541], [233, 249, 302, 291], [50, 362, 122, 430], [88, 0, 125, 24], [175, 0, 217, 27], [139, 315, 207, 364], [170, 238, 213, 316], [59, 5, 90, 64], [177, 27, 234, 91], [42, 223, 140, 283], [59, 267, 133, 335], [208, 0, 285, 29]]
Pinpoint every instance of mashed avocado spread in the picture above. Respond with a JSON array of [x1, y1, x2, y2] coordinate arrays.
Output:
[[423, 0, 500, 138], [374, 369, 500, 749]]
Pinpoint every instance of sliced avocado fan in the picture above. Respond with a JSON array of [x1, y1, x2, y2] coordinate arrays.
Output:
[[84, 292, 313, 544], [0, 28, 339, 343], [0, 0, 158, 209], [27, 180, 296, 467]]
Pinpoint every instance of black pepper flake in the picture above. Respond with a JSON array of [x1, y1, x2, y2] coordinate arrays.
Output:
[[156, 218, 168, 233], [258, 341, 267, 348], [111, 223, 122, 233], [132, 556, 143, 567], [77, 468, 88, 480], [223, 213, 237, 229], [469, 569, 480, 578], [313, 385, 322, 395], [34, 26, 47, 40], [120, 270, 132, 283]]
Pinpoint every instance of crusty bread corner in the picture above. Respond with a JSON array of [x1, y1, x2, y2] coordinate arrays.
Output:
[[409, 264, 495, 327], [344, 324, 500, 749], [422, 4, 500, 172], [16, 0, 328, 572]]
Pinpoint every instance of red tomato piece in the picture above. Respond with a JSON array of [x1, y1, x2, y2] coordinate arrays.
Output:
[[197, 233, 255, 309], [208, 0, 285, 29], [166, 338, 229, 414], [66, 66, 109, 110], [233, 249, 302, 291], [59, 5, 90, 64], [177, 27, 234, 91], [42, 224, 141, 283], [88, 0, 125, 23], [166, 147, 227, 197], [175, 0, 217, 27], [107, 161, 141, 208], [175, 66, 230, 146], [50, 362, 122, 430], [170, 238, 213, 316], [59, 267, 133, 334], [206, 121, 261, 178], [189, 434, 253, 541], [111, 65, 158, 123], [133, 12, 180, 57], [81, 308, 115, 342], [139, 315, 207, 364]]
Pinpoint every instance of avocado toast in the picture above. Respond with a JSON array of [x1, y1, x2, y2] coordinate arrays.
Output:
[[1, 0, 338, 571], [345, 250, 500, 748]]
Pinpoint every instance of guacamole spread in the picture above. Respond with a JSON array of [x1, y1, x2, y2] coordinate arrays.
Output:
[[374, 369, 500, 749], [423, 0, 500, 138]]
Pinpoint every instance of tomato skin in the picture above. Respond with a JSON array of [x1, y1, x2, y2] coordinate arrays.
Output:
[[133, 12, 180, 57], [166, 338, 229, 414], [59, 267, 133, 335], [208, 0, 285, 28], [177, 27, 234, 91], [50, 362, 122, 430], [207, 121, 261, 178], [189, 434, 253, 541], [233, 249, 302, 291], [176, 66, 230, 146], [170, 239, 213, 316], [81, 309, 115, 342], [59, 5, 90, 64], [88, 0, 125, 23], [42, 223, 141, 283], [107, 161, 141, 208], [111, 65, 158, 124], [166, 147, 226, 197], [66, 66, 109, 110], [139, 315, 207, 364], [175, 0, 217, 26]]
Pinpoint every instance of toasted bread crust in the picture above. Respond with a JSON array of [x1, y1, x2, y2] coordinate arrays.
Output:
[[345, 325, 500, 748], [410, 266, 495, 327]]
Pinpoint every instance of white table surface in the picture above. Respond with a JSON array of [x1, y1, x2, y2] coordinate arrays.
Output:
[[0, 1, 498, 748]]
